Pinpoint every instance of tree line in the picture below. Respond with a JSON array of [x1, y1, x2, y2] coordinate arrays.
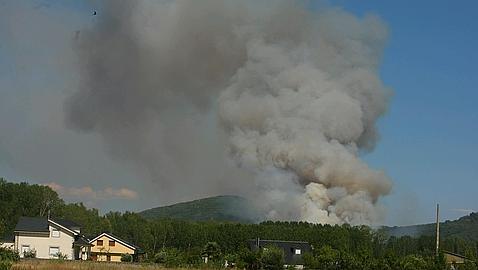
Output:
[[1, 178, 478, 269]]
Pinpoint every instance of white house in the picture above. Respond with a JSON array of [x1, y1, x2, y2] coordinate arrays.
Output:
[[12, 217, 91, 260]]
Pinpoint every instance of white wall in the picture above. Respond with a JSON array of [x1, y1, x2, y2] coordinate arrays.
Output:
[[16, 225, 75, 260]]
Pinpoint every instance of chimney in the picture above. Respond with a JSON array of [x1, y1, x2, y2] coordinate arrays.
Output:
[[435, 203, 440, 256]]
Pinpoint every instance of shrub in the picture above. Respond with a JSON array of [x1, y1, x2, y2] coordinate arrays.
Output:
[[236, 248, 261, 270], [0, 261, 12, 270], [154, 248, 185, 267], [184, 247, 202, 267], [399, 255, 428, 270], [302, 252, 319, 269], [164, 248, 185, 268], [201, 242, 222, 263], [23, 249, 36, 259], [55, 252, 68, 260], [261, 246, 285, 270], [315, 245, 339, 270], [121, 253, 133, 262], [0, 247, 19, 262], [154, 250, 167, 264]]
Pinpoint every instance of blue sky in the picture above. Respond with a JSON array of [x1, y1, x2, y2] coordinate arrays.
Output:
[[1, 0, 477, 225], [327, 0, 478, 224]]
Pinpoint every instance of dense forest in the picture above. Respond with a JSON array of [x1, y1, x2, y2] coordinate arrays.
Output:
[[1, 178, 478, 269]]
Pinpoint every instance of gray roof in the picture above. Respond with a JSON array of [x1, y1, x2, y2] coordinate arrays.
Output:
[[15, 217, 49, 232], [14, 216, 81, 233], [73, 236, 93, 247], [54, 219, 81, 230]]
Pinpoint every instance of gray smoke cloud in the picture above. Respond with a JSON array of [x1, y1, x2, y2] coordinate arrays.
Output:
[[66, 0, 392, 224]]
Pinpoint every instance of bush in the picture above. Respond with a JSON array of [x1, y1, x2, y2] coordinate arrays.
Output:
[[261, 246, 285, 270], [202, 242, 222, 263], [121, 253, 133, 262], [315, 245, 339, 270], [154, 250, 168, 264], [55, 252, 68, 260], [164, 248, 185, 268], [399, 255, 429, 270], [302, 252, 319, 269], [0, 247, 19, 262], [184, 247, 202, 267], [23, 249, 36, 258], [0, 261, 12, 270], [154, 248, 185, 267], [236, 248, 261, 270]]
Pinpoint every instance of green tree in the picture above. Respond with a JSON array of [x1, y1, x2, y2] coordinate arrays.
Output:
[[202, 241, 221, 263], [315, 245, 339, 270], [261, 246, 285, 270], [399, 255, 429, 270], [237, 248, 262, 270]]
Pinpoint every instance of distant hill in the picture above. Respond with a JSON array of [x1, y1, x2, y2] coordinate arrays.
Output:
[[140, 195, 478, 242], [384, 212, 478, 242], [138, 195, 261, 223]]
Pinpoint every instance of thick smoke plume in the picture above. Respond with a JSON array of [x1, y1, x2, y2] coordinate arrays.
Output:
[[66, 0, 392, 224]]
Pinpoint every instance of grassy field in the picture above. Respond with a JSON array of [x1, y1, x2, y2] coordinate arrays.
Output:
[[11, 260, 191, 270]]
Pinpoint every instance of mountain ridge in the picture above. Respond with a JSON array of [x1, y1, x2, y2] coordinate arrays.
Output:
[[384, 212, 478, 241], [138, 195, 261, 223], [139, 195, 478, 241]]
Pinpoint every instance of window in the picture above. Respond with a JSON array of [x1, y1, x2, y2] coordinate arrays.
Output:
[[21, 245, 30, 255], [97, 240, 103, 246], [107, 255, 111, 261], [49, 247, 60, 258], [109, 240, 115, 247], [295, 249, 301, 255], [51, 228, 60, 238]]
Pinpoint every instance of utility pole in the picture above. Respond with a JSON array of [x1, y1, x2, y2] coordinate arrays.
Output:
[[436, 204, 440, 257]]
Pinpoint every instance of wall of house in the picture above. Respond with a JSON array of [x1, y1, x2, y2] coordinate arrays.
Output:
[[445, 253, 465, 264], [91, 235, 134, 262], [94, 253, 122, 262], [16, 225, 75, 260]]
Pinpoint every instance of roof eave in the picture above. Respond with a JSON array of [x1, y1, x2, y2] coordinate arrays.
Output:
[[48, 219, 79, 236], [89, 232, 139, 251], [14, 230, 50, 233]]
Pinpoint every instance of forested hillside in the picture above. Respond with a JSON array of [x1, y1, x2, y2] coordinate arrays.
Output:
[[1, 177, 478, 269], [385, 213, 478, 242], [139, 195, 260, 223], [140, 193, 478, 244]]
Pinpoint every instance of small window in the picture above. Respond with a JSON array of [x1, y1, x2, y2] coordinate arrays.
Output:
[[51, 228, 60, 238], [21, 245, 30, 255], [295, 249, 301, 255], [107, 255, 111, 261], [97, 240, 103, 246], [109, 240, 115, 247], [49, 247, 60, 258]]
